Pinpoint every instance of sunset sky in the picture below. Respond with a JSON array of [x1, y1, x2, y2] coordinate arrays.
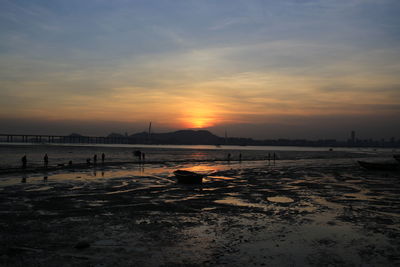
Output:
[[1, 0, 399, 139]]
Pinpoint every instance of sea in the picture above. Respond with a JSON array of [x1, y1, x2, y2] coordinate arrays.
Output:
[[0, 142, 397, 169]]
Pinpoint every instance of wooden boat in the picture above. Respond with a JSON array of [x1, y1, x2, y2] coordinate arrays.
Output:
[[358, 161, 399, 171], [173, 170, 203, 184]]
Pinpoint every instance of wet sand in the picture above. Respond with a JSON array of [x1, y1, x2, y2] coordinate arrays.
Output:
[[0, 159, 399, 266]]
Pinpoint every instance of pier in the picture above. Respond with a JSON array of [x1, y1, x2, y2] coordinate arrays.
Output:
[[0, 134, 135, 144]]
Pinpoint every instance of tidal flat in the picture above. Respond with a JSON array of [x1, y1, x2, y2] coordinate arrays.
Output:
[[0, 159, 399, 266]]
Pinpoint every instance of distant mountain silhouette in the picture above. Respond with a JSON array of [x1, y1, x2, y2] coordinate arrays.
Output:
[[107, 132, 125, 138]]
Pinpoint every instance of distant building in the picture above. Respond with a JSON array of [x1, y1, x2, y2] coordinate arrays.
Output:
[[351, 130, 356, 143]]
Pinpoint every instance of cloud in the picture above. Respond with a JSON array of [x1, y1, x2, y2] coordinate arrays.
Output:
[[0, 0, 399, 138]]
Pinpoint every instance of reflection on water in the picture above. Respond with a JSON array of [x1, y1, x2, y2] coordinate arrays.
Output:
[[25, 186, 53, 192], [21, 173, 27, 183], [267, 196, 294, 203], [215, 197, 267, 210], [206, 176, 234, 180], [181, 165, 218, 174]]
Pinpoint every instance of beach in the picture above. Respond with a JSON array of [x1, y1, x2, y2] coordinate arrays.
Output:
[[0, 144, 399, 266]]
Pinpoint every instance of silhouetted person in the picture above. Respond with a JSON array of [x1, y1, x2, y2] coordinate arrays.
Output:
[[268, 153, 271, 162], [44, 153, 49, 168], [227, 153, 231, 162], [93, 154, 97, 165], [239, 153, 242, 162], [273, 153, 277, 163], [101, 153, 105, 163], [142, 153, 145, 162], [21, 155, 27, 169], [134, 150, 142, 161]]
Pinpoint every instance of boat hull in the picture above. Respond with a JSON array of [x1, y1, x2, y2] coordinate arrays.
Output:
[[174, 170, 203, 184]]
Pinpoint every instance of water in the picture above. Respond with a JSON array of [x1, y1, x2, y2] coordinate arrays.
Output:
[[0, 142, 396, 169]]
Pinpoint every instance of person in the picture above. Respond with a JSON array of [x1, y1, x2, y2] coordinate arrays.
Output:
[[142, 153, 145, 162], [273, 153, 277, 162], [239, 153, 242, 162], [134, 150, 142, 161], [227, 153, 231, 162], [101, 153, 105, 163], [44, 153, 49, 168], [93, 154, 97, 165], [21, 155, 27, 169]]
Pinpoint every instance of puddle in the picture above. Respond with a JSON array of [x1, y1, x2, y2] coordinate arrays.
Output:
[[70, 185, 85, 190], [202, 207, 217, 211], [112, 181, 129, 188], [25, 186, 53, 192], [202, 187, 218, 191], [226, 192, 240, 196], [37, 210, 59, 216], [206, 176, 234, 180], [267, 196, 294, 203], [88, 200, 108, 207], [215, 197, 267, 210]]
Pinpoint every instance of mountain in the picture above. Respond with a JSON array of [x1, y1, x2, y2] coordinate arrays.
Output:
[[107, 132, 125, 138]]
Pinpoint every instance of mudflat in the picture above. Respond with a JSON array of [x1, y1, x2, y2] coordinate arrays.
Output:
[[1, 159, 399, 266]]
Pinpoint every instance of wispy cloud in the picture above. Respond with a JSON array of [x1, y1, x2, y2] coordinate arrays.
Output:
[[0, 0, 399, 137]]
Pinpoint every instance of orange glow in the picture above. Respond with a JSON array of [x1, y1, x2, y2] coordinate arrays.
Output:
[[187, 117, 214, 128], [179, 106, 218, 128]]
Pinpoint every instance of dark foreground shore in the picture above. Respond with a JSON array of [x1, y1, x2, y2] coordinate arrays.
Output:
[[0, 159, 399, 266]]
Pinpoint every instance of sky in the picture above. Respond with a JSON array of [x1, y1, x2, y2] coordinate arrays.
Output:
[[0, 0, 399, 140]]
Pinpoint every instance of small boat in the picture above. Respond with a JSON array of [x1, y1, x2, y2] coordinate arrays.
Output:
[[394, 155, 400, 163], [358, 161, 399, 171], [173, 170, 203, 184]]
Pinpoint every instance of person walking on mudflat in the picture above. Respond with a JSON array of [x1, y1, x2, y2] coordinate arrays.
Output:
[[21, 155, 27, 169], [101, 153, 105, 163], [93, 154, 97, 165], [44, 153, 49, 168]]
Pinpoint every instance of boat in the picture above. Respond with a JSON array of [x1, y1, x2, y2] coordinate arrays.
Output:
[[394, 155, 400, 163], [173, 170, 203, 184], [358, 161, 399, 171]]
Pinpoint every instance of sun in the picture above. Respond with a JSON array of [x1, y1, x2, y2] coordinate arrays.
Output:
[[188, 117, 214, 128], [179, 107, 218, 129]]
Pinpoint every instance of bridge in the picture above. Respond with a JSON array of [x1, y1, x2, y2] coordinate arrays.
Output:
[[0, 134, 137, 144]]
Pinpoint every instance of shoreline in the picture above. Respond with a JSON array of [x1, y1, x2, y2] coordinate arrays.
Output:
[[0, 158, 264, 176], [1, 141, 399, 151]]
